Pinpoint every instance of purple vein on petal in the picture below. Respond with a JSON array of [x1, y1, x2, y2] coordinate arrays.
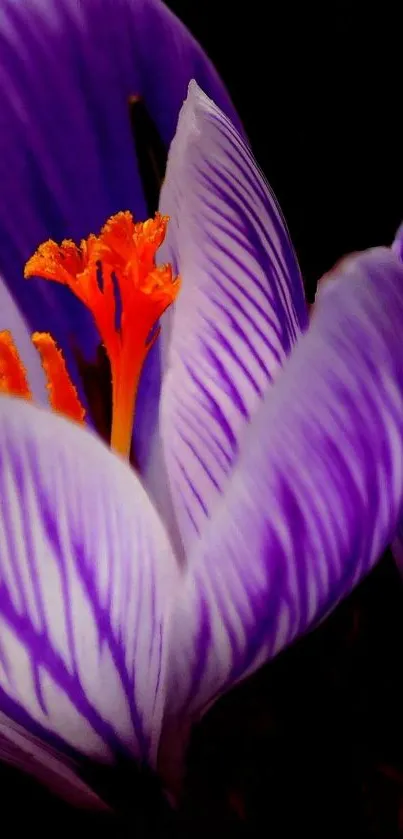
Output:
[[0, 396, 178, 773], [158, 81, 307, 548], [164, 247, 403, 718]]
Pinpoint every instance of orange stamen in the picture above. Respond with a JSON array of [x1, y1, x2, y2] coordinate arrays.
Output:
[[25, 211, 180, 458], [32, 333, 85, 424], [0, 330, 32, 400]]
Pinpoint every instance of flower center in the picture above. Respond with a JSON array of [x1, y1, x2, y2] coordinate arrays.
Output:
[[24, 211, 180, 458]]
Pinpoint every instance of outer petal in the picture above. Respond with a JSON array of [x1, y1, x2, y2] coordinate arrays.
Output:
[[0, 0, 240, 446], [165, 248, 403, 717], [0, 396, 178, 794], [391, 222, 403, 571], [0, 712, 108, 808], [156, 81, 307, 550]]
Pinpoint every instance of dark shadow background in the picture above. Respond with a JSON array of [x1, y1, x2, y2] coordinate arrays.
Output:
[[2, 4, 403, 837], [167, 2, 402, 300]]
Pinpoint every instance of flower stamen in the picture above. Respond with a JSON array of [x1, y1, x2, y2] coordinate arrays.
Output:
[[0, 329, 85, 425], [32, 332, 85, 424], [0, 330, 31, 400]]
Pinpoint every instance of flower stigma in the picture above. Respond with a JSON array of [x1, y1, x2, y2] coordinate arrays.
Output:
[[25, 212, 180, 458]]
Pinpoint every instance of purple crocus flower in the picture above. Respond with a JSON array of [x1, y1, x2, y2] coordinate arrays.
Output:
[[0, 0, 240, 461], [1, 0, 403, 813]]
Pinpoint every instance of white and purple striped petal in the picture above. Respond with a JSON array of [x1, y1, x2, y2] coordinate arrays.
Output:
[[157, 81, 308, 551], [165, 248, 403, 717], [0, 397, 178, 785]]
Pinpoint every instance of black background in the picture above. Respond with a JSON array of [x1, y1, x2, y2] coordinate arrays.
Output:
[[167, 2, 401, 300]]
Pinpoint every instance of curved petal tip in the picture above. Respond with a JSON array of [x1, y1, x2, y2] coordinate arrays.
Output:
[[392, 222, 403, 261], [157, 78, 307, 550]]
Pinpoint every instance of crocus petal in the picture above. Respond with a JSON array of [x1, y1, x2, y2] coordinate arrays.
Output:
[[392, 222, 403, 262], [157, 81, 307, 550], [0, 396, 178, 786], [0, 275, 47, 404], [165, 248, 403, 717], [0, 0, 239, 449], [391, 222, 403, 572]]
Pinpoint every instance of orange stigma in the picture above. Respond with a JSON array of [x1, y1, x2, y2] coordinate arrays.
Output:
[[0, 330, 32, 400], [25, 211, 180, 458]]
